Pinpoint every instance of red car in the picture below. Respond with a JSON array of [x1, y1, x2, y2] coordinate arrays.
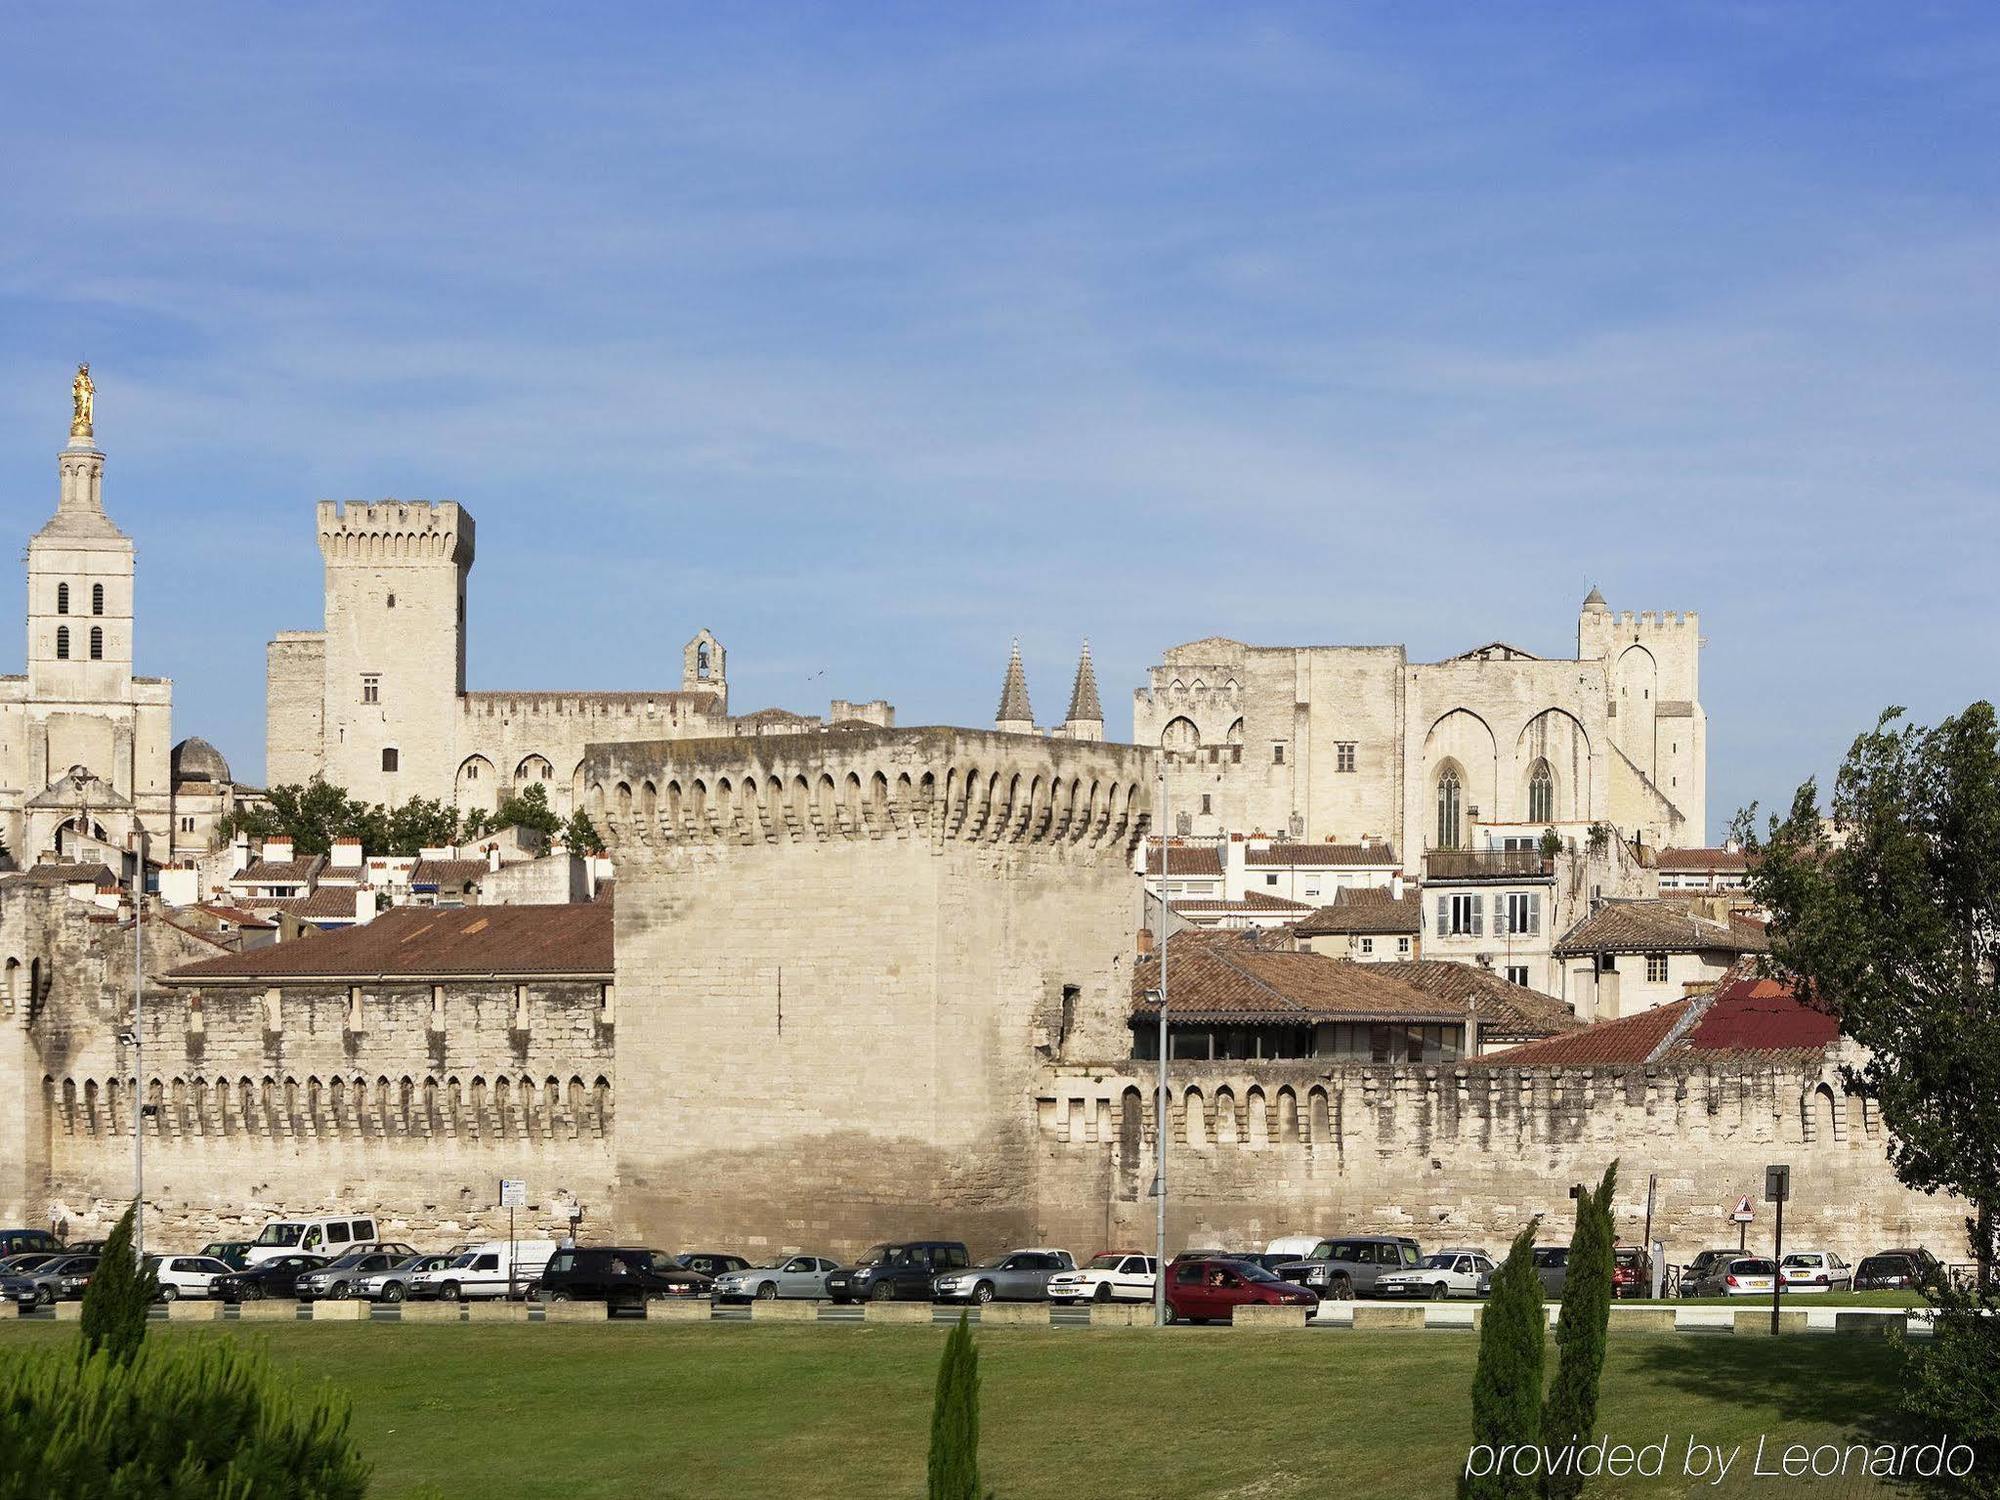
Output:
[[1164, 1257, 1320, 1324]]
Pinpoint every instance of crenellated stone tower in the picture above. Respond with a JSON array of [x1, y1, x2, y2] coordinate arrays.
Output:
[[587, 727, 1153, 1249]]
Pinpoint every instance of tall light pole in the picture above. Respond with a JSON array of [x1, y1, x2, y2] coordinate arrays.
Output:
[[132, 825, 146, 1261], [1151, 755, 1170, 1327]]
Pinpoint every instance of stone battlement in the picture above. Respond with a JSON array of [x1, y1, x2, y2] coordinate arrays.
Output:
[[585, 727, 1154, 853], [315, 499, 474, 563], [1614, 609, 1697, 629]]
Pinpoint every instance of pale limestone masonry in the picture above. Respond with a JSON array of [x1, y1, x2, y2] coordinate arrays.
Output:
[[1133, 590, 1705, 856], [587, 727, 1154, 1253]]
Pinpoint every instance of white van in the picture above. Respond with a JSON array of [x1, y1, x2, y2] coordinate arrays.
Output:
[[1265, 1235, 1333, 1262], [244, 1215, 382, 1267], [404, 1239, 560, 1301]]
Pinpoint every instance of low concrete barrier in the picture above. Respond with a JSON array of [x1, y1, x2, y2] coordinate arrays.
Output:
[[51, 1301, 85, 1322], [165, 1299, 224, 1322], [1611, 1307, 1678, 1334], [1310, 1302, 1355, 1327], [540, 1299, 606, 1323], [1674, 1308, 1736, 1332], [1231, 1305, 1308, 1330], [863, 1301, 934, 1325], [463, 1301, 528, 1323], [310, 1299, 368, 1321], [642, 1300, 709, 1322], [1424, 1304, 1480, 1330], [979, 1303, 1049, 1328], [1350, 1304, 1423, 1330], [750, 1299, 818, 1322], [236, 1300, 299, 1322], [397, 1301, 461, 1323], [1089, 1303, 1154, 1328], [1735, 1309, 1808, 1335], [1835, 1312, 1904, 1337]]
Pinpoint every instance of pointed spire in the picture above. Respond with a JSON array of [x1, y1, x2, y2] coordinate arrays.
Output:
[[1065, 639, 1103, 724], [995, 639, 1033, 729]]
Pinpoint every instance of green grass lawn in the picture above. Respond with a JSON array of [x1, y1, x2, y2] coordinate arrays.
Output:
[[1, 1321, 1917, 1499]]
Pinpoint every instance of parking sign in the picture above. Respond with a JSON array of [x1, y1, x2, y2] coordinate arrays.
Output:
[[499, 1178, 526, 1208]]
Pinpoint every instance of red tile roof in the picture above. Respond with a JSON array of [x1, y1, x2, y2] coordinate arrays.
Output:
[[231, 856, 324, 885], [1144, 845, 1223, 876], [1294, 887, 1423, 935], [1170, 891, 1311, 915], [410, 858, 490, 890], [1658, 847, 1752, 873], [1552, 899, 1770, 958], [1244, 842, 1399, 868], [1476, 968, 1836, 1067], [164, 903, 612, 983]]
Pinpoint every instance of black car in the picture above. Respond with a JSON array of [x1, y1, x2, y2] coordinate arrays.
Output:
[[1854, 1248, 1942, 1292], [825, 1241, 971, 1303], [674, 1252, 751, 1279], [0, 1229, 64, 1260], [210, 1254, 328, 1302], [199, 1241, 254, 1271], [536, 1247, 710, 1311]]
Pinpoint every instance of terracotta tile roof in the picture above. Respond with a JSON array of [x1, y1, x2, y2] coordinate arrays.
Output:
[[1552, 899, 1770, 958], [1170, 892, 1312, 915], [1144, 845, 1223, 876], [1294, 887, 1423, 935], [1244, 842, 1399, 868], [1476, 967, 1836, 1067], [164, 903, 613, 983], [193, 904, 278, 929], [232, 855, 324, 885], [1657, 847, 1752, 873], [5, 862, 118, 887], [250, 886, 366, 922], [410, 858, 489, 890], [1373, 961, 1580, 1042], [1135, 938, 1492, 1027]]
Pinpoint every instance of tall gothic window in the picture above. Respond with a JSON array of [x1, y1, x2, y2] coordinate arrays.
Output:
[[56, 583, 69, 615], [89, 626, 103, 660], [1435, 767, 1462, 850], [55, 626, 69, 660], [91, 583, 104, 615], [1528, 759, 1554, 824]]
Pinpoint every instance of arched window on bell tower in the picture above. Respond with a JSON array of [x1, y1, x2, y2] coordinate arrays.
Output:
[[56, 583, 68, 615], [55, 626, 69, 660], [89, 626, 104, 661], [91, 583, 104, 615]]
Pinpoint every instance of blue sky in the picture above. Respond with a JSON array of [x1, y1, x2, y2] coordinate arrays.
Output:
[[3, 3, 1996, 834]]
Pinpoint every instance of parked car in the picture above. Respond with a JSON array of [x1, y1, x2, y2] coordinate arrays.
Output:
[[211, 1254, 328, 1303], [2, 1254, 100, 1308], [1532, 1246, 1569, 1299], [535, 1247, 712, 1310], [144, 1255, 235, 1300], [405, 1239, 560, 1301], [1854, 1249, 1940, 1292], [1376, 1251, 1496, 1301], [710, 1256, 842, 1302], [1678, 1249, 1740, 1297], [1612, 1245, 1655, 1299], [357, 1253, 460, 1303], [293, 1245, 420, 1301], [1681, 1255, 1778, 1298], [673, 1252, 752, 1279], [0, 1229, 64, 1260], [244, 1215, 383, 1267], [199, 1241, 254, 1271], [825, 1241, 972, 1303], [1048, 1252, 1159, 1305], [1780, 1251, 1853, 1293], [1274, 1235, 1422, 1299], [62, 1241, 109, 1255], [0, 1252, 64, 1277], [1165, 1257, 1319, 1324], [935, 1249, 1076, 1304]]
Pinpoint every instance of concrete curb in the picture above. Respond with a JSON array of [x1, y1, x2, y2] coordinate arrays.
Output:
[[863, 1302, 933, 1325], [309, 1299, 367, 1321], [979, 1304, 1050, 1327], [165, 1299, 225, 1322], [750, 1299, 817, 1322], [236, 1300, 299, 1321], [1230, 1305, 1308, 1330]]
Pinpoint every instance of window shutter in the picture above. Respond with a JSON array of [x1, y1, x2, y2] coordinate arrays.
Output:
[[1436, 895, 1449, 934], [1528, 891, 1541, 935], [1471, 896, 1484, 938]]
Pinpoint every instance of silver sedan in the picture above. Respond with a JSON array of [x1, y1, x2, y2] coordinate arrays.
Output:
[[711, 1255, 842, 1301]]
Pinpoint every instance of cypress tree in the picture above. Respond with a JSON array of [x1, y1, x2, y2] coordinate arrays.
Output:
[[78, 1204, 156, 1366], [1461, 1221, 1546, 1500], [927, 1311, 982, 1500], [1542, 1162, 1618, 1499]]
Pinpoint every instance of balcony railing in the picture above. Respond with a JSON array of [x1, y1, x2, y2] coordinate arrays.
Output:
[[1424, 849, 1550, 881]]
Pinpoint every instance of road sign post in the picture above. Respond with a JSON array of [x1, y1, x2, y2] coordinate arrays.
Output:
[[1765, 1165, 1790, 1336], [499, 1179, 527, 1299], [1732, 1193, 1754, 1254]]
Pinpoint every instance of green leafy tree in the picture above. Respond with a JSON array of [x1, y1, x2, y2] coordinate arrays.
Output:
[[563, 807, 603, 856], [218, 780, 374, 856], [77, 1204, 155, 1366], [0, 1337, 368, 1498], [1736, 701, 2000, 1492], [927, 1311, 982, 1500], [382, 796, 463, 856], [1542, 1162, 1617, 1500], [489, 782, 563, 845], [1537, 827, 1563, 863], [1462, 1222, 1545, 1500]]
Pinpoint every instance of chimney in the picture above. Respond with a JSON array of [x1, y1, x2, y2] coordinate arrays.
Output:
[[1391, 872, 1405, 901], [330, 837, 362, 869], [230, 833, 251, 876], [354, 886, 376, 926], [264, 835, 294, 864], [488, 843, 502, 873]]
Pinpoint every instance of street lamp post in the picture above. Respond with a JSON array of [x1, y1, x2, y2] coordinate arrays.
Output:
[[132, 828, 146, 1261]]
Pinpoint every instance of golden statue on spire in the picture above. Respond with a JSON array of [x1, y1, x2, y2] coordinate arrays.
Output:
[[70, 363, 94, 438]]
